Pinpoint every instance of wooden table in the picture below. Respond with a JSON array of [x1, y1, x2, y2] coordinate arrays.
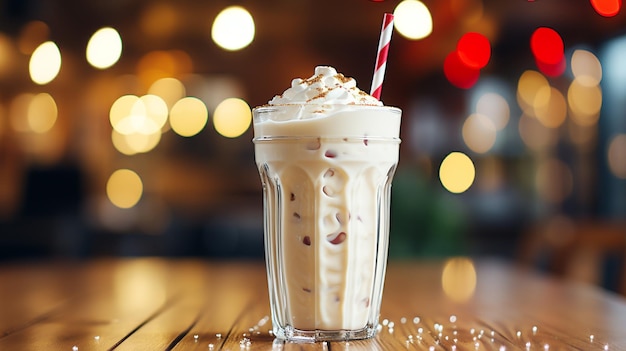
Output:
[[1, 258, 625, 350]]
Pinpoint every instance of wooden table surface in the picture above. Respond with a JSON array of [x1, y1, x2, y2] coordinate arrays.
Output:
[[1, 258, 625, 350]]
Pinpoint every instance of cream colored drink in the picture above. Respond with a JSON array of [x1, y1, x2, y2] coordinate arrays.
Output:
[[253, 66, 401, 341]]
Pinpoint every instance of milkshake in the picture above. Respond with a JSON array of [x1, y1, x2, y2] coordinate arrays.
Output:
[[253, 66, 401, 342]]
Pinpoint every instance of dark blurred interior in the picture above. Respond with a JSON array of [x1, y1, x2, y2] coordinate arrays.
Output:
[[0, 0, 625, 293]]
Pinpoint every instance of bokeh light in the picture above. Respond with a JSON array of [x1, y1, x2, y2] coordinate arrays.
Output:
[[110, 95, 140, 135], [29, 41, 61, 85], [9, 93, 35, 133], [444, 50, 480, 89], [169, 97, 208, 137], [590, 0, 622, 17], [393, 0, 433, 40], [517, 70, 550, 114], [456, 32, 491, 69], [568, 79, 602, 126], [536, 55, 566, 77], [607, 134, 626, 179], [571, 49, 602, 86], [148, 77, 186, 110], [106, 169, 143, 209], [27, 93, 58, 133], [441, 257, 477, 303], [475, 92, 510, 130], [211, 6, 255, 51], [439, 152, 476, 193], [86, 27, 123, 69], [108, 94, 168, 137], [534, 86, 567, 128], [112, 129, 161, 155], [111, 130, 137, 156], [138, 94, 169, 134], [531, 27, 564, 65], [213, 98, 251, 138], [462, 113, 497, 153]]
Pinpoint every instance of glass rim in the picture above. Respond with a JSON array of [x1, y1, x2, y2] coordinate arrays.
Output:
[[253, 135, 401, 143], [252, 104, 401, 114]]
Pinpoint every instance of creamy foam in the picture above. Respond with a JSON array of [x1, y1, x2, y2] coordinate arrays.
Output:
[[267, 66, 382, 119]]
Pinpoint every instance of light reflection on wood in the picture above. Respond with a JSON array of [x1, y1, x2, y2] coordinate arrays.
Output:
[[0, 258, 625, 350]]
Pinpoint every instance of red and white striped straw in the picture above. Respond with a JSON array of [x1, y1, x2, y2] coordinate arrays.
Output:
[[370, 13, 394, 100]]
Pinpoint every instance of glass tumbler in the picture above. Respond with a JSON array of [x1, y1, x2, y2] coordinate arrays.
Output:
[[253, 105, 401, 342]]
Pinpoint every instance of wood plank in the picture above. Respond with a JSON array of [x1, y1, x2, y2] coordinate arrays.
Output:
[[0, 258, 625, 350]]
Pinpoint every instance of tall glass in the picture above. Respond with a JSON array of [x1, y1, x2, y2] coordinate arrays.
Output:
[[253, 105, 401, 342]]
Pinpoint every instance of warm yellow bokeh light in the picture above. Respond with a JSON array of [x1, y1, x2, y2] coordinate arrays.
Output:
[[86, 27, 122, 69], [113, 260, 167, 313], [126, 131, 161, 154], [439, 152, 475, 194], [27, 93, 58, 133], [211, 6, 255, 51], [169, 97, 208, 137], [132, 131, 160, 154], [112, 129, 161, 155], [111, 130, 137, 156], [148, 77, 186, 109], [442, 257, 477, 303], [213, 98, 251, 138], [9, 93, 34, 133], [138, 94, 168, 133], [110, 95, 140, 133], [534, 86, 567, 128], [462, 113, 497, 154], [607, 134, 626, 179], [476, 92, 510, 130], [571, 49, 602, 87], [109, 95, 166, 136], [517, 70, 549, 115], [29, 41, 61, 85], [394, 0, 433, 40], [568, 79, 602, 126], [106, 169, 143, 209]]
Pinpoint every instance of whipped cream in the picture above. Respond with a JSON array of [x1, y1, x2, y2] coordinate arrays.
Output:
[[268, 66, 382, 119]]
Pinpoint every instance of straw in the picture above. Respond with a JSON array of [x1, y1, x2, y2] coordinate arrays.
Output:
[[370, 13, 394, 100]]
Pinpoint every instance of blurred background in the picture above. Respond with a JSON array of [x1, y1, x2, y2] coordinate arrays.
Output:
[[0, 0, 624, 291]]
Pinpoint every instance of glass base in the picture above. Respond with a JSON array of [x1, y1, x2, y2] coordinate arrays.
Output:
[[272, 324, 378, 342]]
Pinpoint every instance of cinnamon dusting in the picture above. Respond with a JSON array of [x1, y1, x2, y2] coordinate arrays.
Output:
[[334, 73, 352, 84], [302, 74, 323, 86]]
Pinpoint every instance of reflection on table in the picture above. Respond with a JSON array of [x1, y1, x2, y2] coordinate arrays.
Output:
[[1, 258, 625, 350]]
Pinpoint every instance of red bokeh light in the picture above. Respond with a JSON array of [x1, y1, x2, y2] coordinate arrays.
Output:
[[590, 0, 622, 17], [444, 50, 480, 89], [531, 27, 564, 65], [536, 56, 566, 77], [456, 32, 491, 69]]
